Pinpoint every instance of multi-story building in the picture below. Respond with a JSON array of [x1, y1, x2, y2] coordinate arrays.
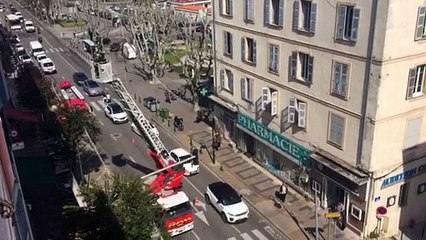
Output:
[[210, 0, 426, 238]]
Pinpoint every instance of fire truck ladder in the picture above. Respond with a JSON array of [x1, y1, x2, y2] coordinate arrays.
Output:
[[110, 78, 173, 167]]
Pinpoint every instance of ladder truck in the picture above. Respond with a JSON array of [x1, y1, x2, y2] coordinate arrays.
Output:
[[59, 81, 89, 111], [110, 78, 194, 237]]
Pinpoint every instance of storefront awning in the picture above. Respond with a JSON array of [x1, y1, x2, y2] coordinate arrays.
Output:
[[311, 152, 368, 194], [208, 95, 238, 112], [5, 109, 39, 123]]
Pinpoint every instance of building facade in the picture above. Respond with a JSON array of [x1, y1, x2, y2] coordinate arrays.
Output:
[[211, 0, 426, 238]]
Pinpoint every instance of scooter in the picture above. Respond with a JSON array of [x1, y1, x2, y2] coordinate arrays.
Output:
[[38, 35, 42, 43], [174, 117, 184, 131]]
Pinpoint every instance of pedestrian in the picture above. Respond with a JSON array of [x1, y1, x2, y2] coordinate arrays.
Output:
[[277, 184, 287, 203], [165, 91, 171, 103], [191, 146, 199, 165], [106, 92, 111, 102]]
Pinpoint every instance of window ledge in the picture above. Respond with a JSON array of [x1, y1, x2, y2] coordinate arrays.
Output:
[[414, 37, 426, 42], [242, 60, 256, 67], [334, 38, 357, 46], [265, 23, 283, 30], [222, 88, 234, 95], [330, 92, 348, 101], [327, 140, 344, 150], [244, 19, 254, 25], [223, 53, 233, 59], [268, 69, 279, 76], [241, 98, 253, 105], [219, 14, 233, 19], [293, 28, 315, 36], [290, 77, 311, 86]]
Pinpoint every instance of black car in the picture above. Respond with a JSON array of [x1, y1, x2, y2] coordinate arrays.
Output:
[[73, 72, 88, 85], [110, 42, 121, 52]]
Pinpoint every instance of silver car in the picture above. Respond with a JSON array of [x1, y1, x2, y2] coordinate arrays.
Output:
[[83, 80, 104, 96]]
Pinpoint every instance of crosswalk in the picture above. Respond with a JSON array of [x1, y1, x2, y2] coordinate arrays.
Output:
[[227, 229, 271, 240], [88, 100, 105, 112], [44, 47, 66, 53]]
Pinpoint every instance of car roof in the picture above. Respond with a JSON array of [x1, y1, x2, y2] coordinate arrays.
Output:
[[41, 58, 53, 63], [157, 191, 189, 209], [170, 148, 190, 157], [209, 182, 238, 197]]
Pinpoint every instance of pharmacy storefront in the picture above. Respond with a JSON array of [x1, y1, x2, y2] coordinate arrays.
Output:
[[235, 112, 315, 193]]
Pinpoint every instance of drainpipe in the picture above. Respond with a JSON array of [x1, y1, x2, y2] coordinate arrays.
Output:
[[357, 0, 379, 237], [356, 0, 379, 167], [211, 0, 218, 95]]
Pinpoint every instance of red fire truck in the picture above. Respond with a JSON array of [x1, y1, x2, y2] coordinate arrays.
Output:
[[59, 81, 88, 111]]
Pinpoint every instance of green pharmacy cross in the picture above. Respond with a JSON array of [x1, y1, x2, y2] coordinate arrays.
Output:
[[200, 88, 208, 96]]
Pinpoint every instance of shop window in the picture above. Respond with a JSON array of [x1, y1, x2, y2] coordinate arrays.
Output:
[[350, 204, 362, 221], [398, 183, 409, 206]]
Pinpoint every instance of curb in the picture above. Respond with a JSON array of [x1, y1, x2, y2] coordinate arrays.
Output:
[[148, 114, 294, 240]]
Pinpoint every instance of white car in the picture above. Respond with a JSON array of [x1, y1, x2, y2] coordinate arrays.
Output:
[[40, 58, 56, 74], [24, 20, 35, 32], [14, 12, 24, 22], [104, 101, 128, 124], [205, 182, 249, 223], [14, 43, 24, 52], [170, 148, 199, 176], [18, 54, 32, 64], [36, 54, 48, 64]]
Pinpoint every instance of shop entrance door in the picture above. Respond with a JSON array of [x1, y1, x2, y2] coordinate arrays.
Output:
[[326, 180, 345, 209], [244, 133, 255, 157]]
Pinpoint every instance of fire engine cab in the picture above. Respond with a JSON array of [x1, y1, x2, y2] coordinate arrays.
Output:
[[59, 81, 88, 111]]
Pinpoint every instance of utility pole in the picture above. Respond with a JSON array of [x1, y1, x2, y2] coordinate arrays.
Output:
[[315, 192, 319, 240], [211, 107, 216, 164]]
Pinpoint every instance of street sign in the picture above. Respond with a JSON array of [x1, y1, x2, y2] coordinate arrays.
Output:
[[325, 212, 341, 219]]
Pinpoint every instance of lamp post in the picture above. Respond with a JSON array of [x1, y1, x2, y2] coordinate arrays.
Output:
[[211, 107, 216, 165]]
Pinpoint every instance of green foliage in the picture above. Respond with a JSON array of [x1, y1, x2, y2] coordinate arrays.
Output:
[[63, 174, 170, 240], [58, 19, 87, 28]]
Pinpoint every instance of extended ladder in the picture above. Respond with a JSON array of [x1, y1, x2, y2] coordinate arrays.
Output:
[[110, 78, 174, 167]]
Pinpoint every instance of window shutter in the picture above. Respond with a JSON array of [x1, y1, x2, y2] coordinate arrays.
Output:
[[333, 62, 342, 93], [229, 0, 233, 16], [220, 69, 225, 89], [293, 1, 300, 30], [244, 0, 248, 20], [271, 91, 278, 115], [219, 0, 223, 15], [288, 98, 296, 123], [341, 64, 348, 96], [224, 32, 228, 54], [229, 33, 233, 55], [274, 46, 279, 71], [336, 5, 346, 39], [253, 40, 257, 64], [264, 0, 270, 25], [307, 55, 314, 83], [241, 38, 246, 61], [241, 78, 246, 99], [229, 72, 234, 92], [290, 51, 297, 78], [248, 0, 254, 21], [278, 0, 284, 26], [269, 44, 274, 70], [248, 79, 254, 101], [261, 87, 270, 110], [297, 102, 307, 128], [415, 7, 426, 40], [405, 118, 422, 148], [309, 3, 317, 33], [406, 68, 417, 99], [351, 8, 361, 41]]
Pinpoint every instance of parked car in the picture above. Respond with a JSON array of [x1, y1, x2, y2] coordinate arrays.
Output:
[[36, 54, 48, 64], [170, 148, 199, 176], [83, 80, 104, 96], [110, 42, 121, 52], [14, 42, 24, 52], [24, 20, 35, 32], [18, 53, 31, 64], [72, 72, 88, 85], [40, 58, 56, 74], [104, 100, 128, 124], [205, 182, 249, 223]]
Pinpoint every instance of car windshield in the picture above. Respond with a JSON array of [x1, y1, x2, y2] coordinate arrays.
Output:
[[38, 56, 47, 60], [25, 23, 33, 27], [33, 48, 43, 53], [179, 154, 192, 163], [222, 192, 242, 205], [164, 201, 191, 220], [75, 73, 87, 79], [110, 103, 124, 114], [87, 81, 99, 88], [22, 55, 30, 59], [43, 62, 53, 67]]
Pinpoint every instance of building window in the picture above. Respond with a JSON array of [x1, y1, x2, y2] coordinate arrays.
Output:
[[336, 5, 360, 42], [407, 64, 426, 99], [398, 183, 409, 206], [219, 0, 233, 17], [350, 204, 362, 221], [241, 37, 257, 64], [293, 1, 317, 33], [261, 87, 278, 115], [240, 77, 254, 102], [405, 118, 422, 148], [268, 44, 279, 73], [220, 69, 234, 93], [311, 180, 321, 195], [223, 31, 233, 57], [244, 0, 254, 22], [264, 0, 284, 26], [332, 62, 349, 98], [415, 6, 426, 40], [288, 98, 307, 128], [290, 51, 314, 83], [328, 112, 345, 148]]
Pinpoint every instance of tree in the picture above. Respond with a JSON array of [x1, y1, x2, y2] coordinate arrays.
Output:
[[173, 14, 213, 108], [63, 174, 170, 240], [125, 1, 176, 81]]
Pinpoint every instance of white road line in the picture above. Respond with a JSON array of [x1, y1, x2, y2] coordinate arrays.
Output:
[[55, 48, 60, 52], [184, 179, 204, 197], [240, 233, 254, 240], [49, 48, 55, 53], [252, 229, 269, 240], [44, 49, 49, 53], [58, 47, 64, 52], [231, 225, 241, 234], [129, 156, 136, 163], [191, 231, 201, 240], [99, 121, 104, 126], [227, 238, 237, 240], [90, 102, 101, 111], [98, 100, 105, 107], [61, 76, 65, 80], [40, 35, 78, 72]]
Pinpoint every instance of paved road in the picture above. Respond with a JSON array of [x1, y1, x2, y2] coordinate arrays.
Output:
[[3, 3, 289, 240]]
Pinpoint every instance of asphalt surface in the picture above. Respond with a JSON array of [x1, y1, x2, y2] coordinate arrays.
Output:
[[2, 3, 289, 240]]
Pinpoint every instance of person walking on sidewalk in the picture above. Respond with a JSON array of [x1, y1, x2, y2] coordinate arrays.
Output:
[[276, 184, 288, 203], [165, 91, 171, 103]]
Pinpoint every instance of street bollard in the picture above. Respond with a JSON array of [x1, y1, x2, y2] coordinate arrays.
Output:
[[134, 93, 137, 100], [138, 96, 141, 103]]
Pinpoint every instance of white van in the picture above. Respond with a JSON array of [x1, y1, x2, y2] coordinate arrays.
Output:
[[122, 42, 136, 60], [29, 41, 45, 57]]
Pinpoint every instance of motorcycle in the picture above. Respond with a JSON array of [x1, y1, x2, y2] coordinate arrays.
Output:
[[174, 117, 184, 131], [37, 35, 42, 43]]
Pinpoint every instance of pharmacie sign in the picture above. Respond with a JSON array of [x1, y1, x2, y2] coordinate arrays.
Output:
[[237, 112, 311, 166], [381, 163, 426, 189]]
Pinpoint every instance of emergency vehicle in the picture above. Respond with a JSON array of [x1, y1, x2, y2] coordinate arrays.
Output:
[[59, 81, 88, 111]]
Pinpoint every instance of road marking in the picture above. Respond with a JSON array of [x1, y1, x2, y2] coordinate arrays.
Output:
[[99, 121, 104, 126], [129, 155, 136, 163], [98, 100, 105, 107], [38, 32, 78, 72], [49, 48, 55, 53], [240, 233, 254, 240], [227, 238, 237, 240], [55, 48, 61, 52], [110, 133, 122, 141], [252, 229, 269, 240], [191, 231, 201, 240], [83, 92, 88, 96], [90, 102, 101, 111], [61, 76, 65, 80], [184, 178, 204, 197], [232, 225, 241, 234], [58, 47, 64, 52]]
